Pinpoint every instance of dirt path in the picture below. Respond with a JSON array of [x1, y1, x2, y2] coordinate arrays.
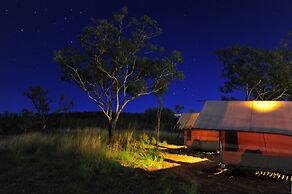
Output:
[[154, 144, 291, 194]]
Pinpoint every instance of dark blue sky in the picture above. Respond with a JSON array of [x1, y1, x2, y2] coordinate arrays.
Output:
[[1, 0, 292, 113]]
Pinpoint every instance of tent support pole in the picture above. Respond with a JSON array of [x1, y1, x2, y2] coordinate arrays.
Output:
[[219, 131, 223, 167]]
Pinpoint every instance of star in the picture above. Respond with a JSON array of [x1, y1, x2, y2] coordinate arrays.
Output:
[[79, 11, 83, 15], [33, 10, 38, 15], [4, 9, 9, 15], [69, 8, 73, 12], [69, 40, 73, 44], [20, 28, 24, 32]]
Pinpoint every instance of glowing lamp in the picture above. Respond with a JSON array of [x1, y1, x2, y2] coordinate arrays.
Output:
[[251, 101, 279, 112]]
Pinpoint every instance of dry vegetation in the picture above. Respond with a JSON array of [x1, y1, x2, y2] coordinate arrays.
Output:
[[0, 129, 196, 194]]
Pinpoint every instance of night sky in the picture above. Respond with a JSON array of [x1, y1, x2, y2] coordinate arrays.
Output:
[[1, 0, 292, 113]]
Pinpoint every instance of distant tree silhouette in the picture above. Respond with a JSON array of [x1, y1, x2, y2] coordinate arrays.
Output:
[[23, 86, 51, 129], [174, 105, 184, 114], [143, 107, 176, 131], [54, 7, 183, 140], [188, 108, 195, 113], [56, 93, 75, 129], [56, 93, 74, 113], [279, 31, 292, 52]]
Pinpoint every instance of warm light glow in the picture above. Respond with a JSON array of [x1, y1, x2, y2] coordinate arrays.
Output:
[[147, 144, 208, 171], [251, 101, 280, 112], [155, 152, 208, 171]]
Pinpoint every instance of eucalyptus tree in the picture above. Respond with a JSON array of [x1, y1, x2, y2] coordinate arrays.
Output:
[[216, 45, 292, 100], [54, 7, 183, 139]]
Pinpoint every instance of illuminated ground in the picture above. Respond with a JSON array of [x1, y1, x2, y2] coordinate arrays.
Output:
[[140, 144, 291, 194], [153, 144, 208, 171]]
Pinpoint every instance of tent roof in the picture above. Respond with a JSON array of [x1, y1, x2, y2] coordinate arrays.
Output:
[[194, 101, 292, 136], [177, 113, 199, 129]]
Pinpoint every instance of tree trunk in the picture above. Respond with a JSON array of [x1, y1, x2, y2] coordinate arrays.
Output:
[[156, 110, 161, 147], [156, 96, 163, 147], [41, 116, 47, 130], [108, 113, 119, 143]]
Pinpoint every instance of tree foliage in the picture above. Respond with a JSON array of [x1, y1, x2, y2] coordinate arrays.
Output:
[[54, 7, 183, 138], [216, 45, 292, 100]]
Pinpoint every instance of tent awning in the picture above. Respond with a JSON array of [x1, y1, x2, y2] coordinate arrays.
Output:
[[177, 113, 199, 129]]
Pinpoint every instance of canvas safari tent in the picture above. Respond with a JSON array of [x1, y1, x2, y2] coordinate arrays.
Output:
[[178, 113, 219, 151], [193, 101, 292, 172]]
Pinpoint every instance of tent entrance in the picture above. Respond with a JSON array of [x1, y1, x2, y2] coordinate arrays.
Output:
[[225, 131, 239, 152]]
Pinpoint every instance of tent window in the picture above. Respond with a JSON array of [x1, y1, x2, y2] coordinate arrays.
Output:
[[186, 130, 191, 141], [225, 131, 238, 152]]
